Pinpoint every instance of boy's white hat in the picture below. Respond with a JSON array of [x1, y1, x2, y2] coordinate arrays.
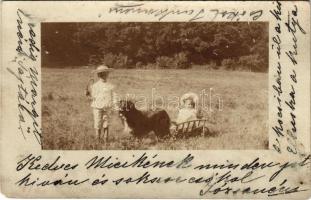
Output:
[[92, 65, 113, 74], [180, 92, 199, 105]]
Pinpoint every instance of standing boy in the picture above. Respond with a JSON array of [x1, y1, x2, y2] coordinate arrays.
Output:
[[86, 65, 115, 142]]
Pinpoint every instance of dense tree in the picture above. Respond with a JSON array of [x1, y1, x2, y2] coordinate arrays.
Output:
[[41, 22, 268, 72]]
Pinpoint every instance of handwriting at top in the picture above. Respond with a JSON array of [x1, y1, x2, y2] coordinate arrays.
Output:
[[108, 3, 263, 22]]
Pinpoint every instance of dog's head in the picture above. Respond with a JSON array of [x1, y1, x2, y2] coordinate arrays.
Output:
[[118, 100, 135, 115]]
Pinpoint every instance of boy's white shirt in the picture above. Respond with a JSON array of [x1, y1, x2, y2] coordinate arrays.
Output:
[[91, 79, 117, 109], [176, 108, 197, 124]]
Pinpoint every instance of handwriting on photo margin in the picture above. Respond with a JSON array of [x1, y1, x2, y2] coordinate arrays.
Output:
[[6, 9, 41, 144], [284, 5, 306, 66], [15, 153, 310, 196], [16, 9, 40, 61], [108, 3, 263, 21], [284, 5, 306, 156], [270, 0, 284, 153]]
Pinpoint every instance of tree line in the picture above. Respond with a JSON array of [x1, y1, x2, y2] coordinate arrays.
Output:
[[42, 22, 268, 72]]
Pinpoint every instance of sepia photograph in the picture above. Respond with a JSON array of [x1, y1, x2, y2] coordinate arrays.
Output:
[[41, 22, 269, 150], [2, 1, 311, 198]]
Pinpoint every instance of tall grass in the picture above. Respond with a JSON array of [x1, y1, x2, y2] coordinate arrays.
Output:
[[42, 68, 268, 150]]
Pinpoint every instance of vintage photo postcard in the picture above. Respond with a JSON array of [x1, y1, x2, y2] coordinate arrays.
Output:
[[1, 1, 310, 199]]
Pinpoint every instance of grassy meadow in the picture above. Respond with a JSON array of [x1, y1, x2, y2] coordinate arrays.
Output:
[[42, 68, 268, 150]]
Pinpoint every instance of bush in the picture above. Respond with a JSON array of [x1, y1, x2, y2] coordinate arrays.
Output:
[[103, 53, 129, 69], [88, 53, 129, 68], [156, 56, 173, 69], [239, 54, 267, 72], [101, 53, 115, 68], [88, 55, 102, 67], [145, 63, 157, 69], [156, 52, 190, 69], [174, 52, 190, 69], [221, 54, 267, 72], [221, 58, 236, 70], [135, 61, 144, 68]]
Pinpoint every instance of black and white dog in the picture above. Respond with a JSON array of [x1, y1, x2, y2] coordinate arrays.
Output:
[[118, 100, 171, 138]]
